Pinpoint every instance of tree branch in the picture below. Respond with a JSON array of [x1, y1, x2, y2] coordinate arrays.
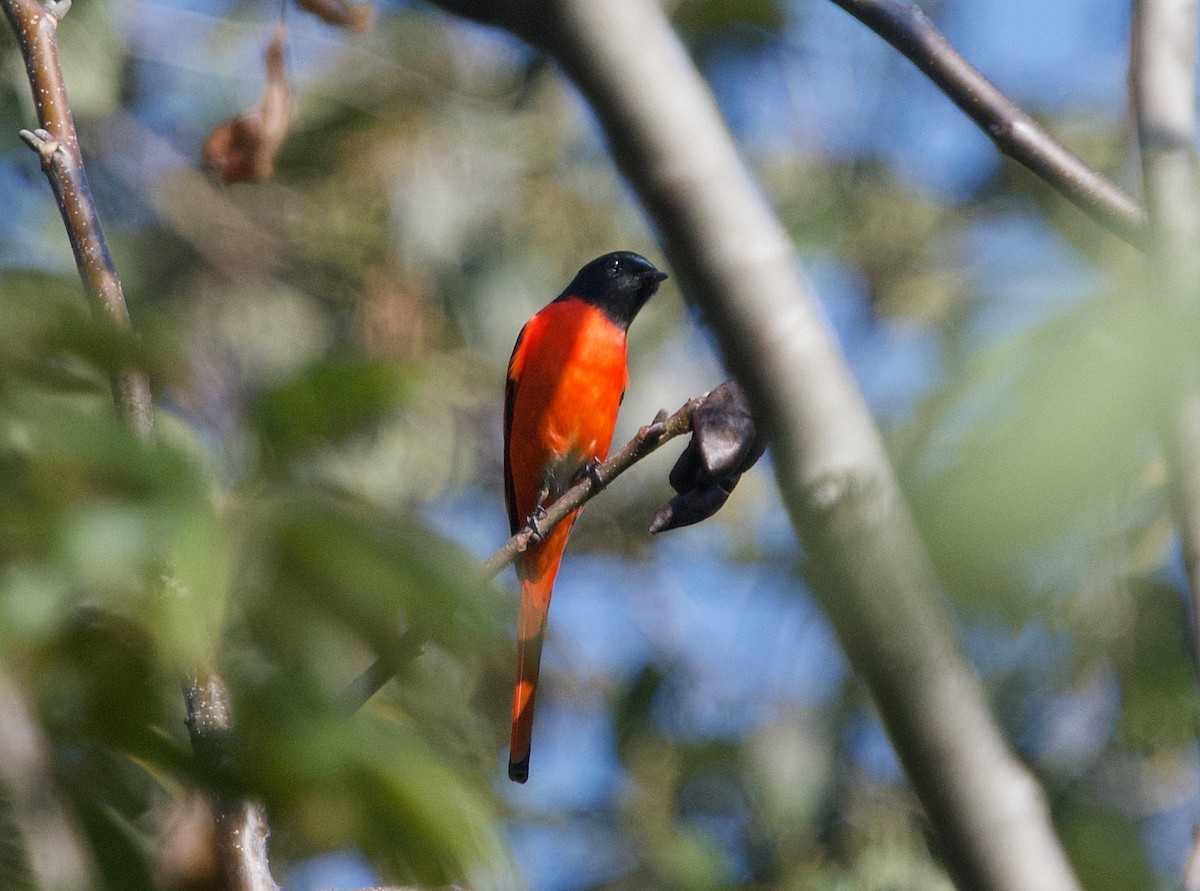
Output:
[[341, 394, 704, 713], [1131, 0, 1200, 659], [426, 2, 1084, 889], [0, 0, 153, 437], [183, 674, 280, 891], [829, 0, 1150, 251], [480, 395, 702, 577], [0, 3, 275, 887], [1129, 3, 1200, 878]]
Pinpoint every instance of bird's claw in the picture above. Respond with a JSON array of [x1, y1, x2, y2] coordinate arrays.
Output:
[[526, 506, 548, 543], [585, 457, 605, 490]]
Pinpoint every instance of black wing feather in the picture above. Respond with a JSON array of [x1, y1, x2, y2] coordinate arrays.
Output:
[[503, 325, 526, 535]]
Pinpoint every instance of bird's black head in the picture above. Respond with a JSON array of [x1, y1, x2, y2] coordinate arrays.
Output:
[[556, 251, 668, 329]]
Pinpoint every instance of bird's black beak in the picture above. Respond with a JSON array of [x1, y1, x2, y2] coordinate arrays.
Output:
[[641, 270, 669, 285]]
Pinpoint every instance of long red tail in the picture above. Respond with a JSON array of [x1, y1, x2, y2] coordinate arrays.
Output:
[[508, 516, 575, 783]]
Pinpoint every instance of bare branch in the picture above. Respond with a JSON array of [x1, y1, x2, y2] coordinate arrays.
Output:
[[341, 394, 704, 712], [0, 0, 153, 438], [1132, 0, 1200, 654], [424, 1, 1085, 889], [829, 0, 1150, 251], [1130, 3, 1200, 874], [480, 395, 702, 577]]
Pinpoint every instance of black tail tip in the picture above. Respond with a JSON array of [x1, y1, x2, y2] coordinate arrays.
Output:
[[508, 756, 530, 784]]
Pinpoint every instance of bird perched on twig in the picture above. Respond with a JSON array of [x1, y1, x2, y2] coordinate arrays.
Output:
[[503, 251, 668, 783]]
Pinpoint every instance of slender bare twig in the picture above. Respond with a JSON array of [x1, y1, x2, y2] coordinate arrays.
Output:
[[480, 395, 703, 576], [341, 394, 705, 712], [829, 0, 1150, 251], [430, 2, 1084, 889], [0, 0, 153, 437]]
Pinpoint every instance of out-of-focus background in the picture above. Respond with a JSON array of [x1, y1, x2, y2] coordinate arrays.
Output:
[[0, 1, 1185, 889]]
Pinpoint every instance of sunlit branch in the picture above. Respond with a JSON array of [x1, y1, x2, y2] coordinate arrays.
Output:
[[1130, 5, 1200, 878], [0, 0, 153, 437], [427, 1, 1085, 889], [183, 674, 280, 891], [829, 0, 1150, 251], [1131, 0, 1200, 653], [341, 394, 705, 713]]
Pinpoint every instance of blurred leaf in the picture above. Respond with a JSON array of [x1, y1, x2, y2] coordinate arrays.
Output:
[[74, 801, 157, 891], [252, 360, 415, 466], [234, 677, 507, 886], [245, 488, 502, 662], [902, 291, 1155, 610], [673, 0, 785, 36], [1062, 805, 1156, 891], [1119, 580, 1199, 749]]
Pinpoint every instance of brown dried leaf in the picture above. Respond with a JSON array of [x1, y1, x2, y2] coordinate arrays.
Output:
[[202, 27, 292, 185], [295, 0, 373, 32]]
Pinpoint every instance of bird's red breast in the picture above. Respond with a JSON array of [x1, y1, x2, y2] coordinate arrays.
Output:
[[504, 297, 629, 541]]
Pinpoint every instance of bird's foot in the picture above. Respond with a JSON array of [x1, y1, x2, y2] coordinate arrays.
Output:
[[526, 505, 548, 543], [573, 457, 606, 491]]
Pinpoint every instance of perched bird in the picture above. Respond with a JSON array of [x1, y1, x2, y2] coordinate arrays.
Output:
[[503, 251, 668, 783]]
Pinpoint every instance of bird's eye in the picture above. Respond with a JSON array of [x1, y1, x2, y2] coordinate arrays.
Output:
[[606, 258, 621, 275]]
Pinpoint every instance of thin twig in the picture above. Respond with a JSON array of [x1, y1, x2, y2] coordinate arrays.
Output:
[[829, 0, 1150, 251], [0, 0, 153, 437], [481, 395, 703, 577], [340, 394, 705, 713]]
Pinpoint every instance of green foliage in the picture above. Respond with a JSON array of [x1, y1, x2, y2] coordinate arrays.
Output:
[[2, 1, 1198, 889], [0, 272, 510, 886]]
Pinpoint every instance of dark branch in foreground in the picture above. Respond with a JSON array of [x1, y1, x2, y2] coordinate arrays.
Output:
[[829, 0, 1150, 252], [341, 393, 706, 713]]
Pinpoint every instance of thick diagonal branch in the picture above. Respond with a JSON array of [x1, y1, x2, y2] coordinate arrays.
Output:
[[429, 2, 1083, 889], [830, 0, 1149, 250], [1131, 0, 1200, 713]]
